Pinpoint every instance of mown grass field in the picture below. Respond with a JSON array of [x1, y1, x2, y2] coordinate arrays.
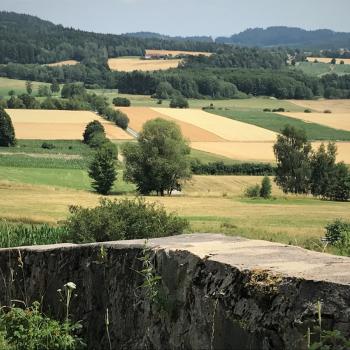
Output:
[[295, 62, 350, 76], [0, 77, 56, 97], [0, 177, 348, 253]]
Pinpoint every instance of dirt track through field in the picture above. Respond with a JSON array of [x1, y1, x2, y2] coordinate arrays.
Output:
[[152, 108, 277, 142], [118, 107, 225, 142], [6, 109, 132, 140], [108, 58, 182, 72], [279, 112, 350, 132]]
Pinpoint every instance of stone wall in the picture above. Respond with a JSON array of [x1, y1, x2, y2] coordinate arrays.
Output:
[[0, 234, 349, 350]]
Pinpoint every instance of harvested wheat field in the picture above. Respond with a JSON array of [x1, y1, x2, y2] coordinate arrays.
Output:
[[279, 112, 350, 132], [6, 109, 132, 140], [289, 99, 350, 113], [46, 60, 79, 67], [145, 49, 212, 57], [152, 108, 277, 142], [108, 58, 181, 72], [306, 57, 350, 64], [192, 141, 350, 163], [118, 107, 224, 142]]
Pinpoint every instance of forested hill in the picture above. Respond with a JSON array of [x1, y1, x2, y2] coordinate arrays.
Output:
[[216, 27, 350, 49], [0, 12, 221, 64], [124, 32, 213, 43]]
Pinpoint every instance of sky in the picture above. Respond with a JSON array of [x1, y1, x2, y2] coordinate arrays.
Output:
[[1, 0, 350, 37]]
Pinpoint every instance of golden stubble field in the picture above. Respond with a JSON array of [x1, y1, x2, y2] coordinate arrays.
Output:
[[46, 60, 79, 67], [279, 112, 350, 132], [306, 57, 350, 64], [145, 49, 212, 57], [6, 109, 133, 140], [290, 99, 350, 113], [107, 58, 182, 72]]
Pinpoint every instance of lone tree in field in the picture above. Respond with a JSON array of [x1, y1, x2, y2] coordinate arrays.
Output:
[[260, 176, 272, 199], [88, 143, 117, 195], [0, 108, 16, 147], [273, 125, 312, 194], [123, 118, 192, 196], [25, 81, 33, 95], [83, 120, 105, 144]]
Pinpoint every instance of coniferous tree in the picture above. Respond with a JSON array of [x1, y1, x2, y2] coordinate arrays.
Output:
[[0, 108, 16, 147]]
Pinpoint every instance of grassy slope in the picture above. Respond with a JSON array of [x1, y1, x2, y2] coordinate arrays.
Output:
[[0, 77, 54, 97], [0, 178, 348, 254], [295, 62, 350, 77], [210, 109, 350, 141]]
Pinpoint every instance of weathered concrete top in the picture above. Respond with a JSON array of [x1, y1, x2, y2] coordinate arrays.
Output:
[[2, 233, 350, 286]]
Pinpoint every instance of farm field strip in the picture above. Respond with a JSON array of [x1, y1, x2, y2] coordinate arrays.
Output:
[[107, 58, 182, 72], [289, 99, 350, 113], [191, 141, 350, 163], [279, 112, 350, 132], [145, 49, 212, 57], [306, 57, 350, 64], [152, 108, 277, 142], [6, 109, 132, 140], [118, 107, 224, 142]]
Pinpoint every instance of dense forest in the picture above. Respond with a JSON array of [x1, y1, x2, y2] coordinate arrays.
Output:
[[1, 12, 350, 100], [0, 12, 221, 64], [216, 27, 350, 49]]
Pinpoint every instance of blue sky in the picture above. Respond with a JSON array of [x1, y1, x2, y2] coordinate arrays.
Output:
[[1, 0, 350, 37]]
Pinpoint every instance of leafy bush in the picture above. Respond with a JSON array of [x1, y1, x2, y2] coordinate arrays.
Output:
[[41, 142, 55, 149], [0, 301, 84, 350], [272, 107, 285, 112], [263, 108, 271, 112], [169, 95, 189, 109], [245, 184, 261, 198], [324, 110, 332, 114], [65, 198, 189, 243], [260, 176, 272, 199], [105, 108, 129, 129], [112, 97, 131, 107], [82, 120, 105, 145], [325, 219, 350, 249], [87, 132, 108, 149], [304, 109, 312, 113]]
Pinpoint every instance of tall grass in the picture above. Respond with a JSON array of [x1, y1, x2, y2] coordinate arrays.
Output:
[[0, 221, 70, 248]]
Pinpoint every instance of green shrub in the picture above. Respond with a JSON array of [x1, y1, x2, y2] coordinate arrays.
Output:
[[325, 219, 350, 254], [169, 95, 189, 109], [87, 132, 108, 149], [324, 110, 332, 114], [245, 184, 261, 198], [41, 142, 55, 150], [0, 301, 84, 350], [82, 120, 105, 145], [304, 109, 312, 113], [263, 108, 271, 112], [65, 198, 189, 243], [112, 97, 131, 107], [260, 176, 272, 199]]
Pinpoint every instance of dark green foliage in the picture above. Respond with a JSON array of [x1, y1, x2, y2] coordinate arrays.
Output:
[[18, 94, 40, 109], [310, 143, 337, 198], [260, 176, 272, 199], [169, 95, 189, 108], [82, 120, 105, 144], [0, 109, 16, 147], [105, 108, 129, 129], [50, 81, 60, 94], [245, 184, 261, 198], [65, 198, 189, 243], [123, 118, 191, 195], [0, 301, 84, 350], [41, 142, 55, 149], [61, 83, 86, 99], [88, 143, 117, 195], [325, 219, 350, 245], [191, 161, 276, 175], [154, 81, 175, 99], [37, 85, 51, 97], [323, 162, 350, 201], [6, 96, 25, 109], [25, 80, 33, 95], [112, 97, 131, 107], [273, 125, 312, 194], [87, 132, 109, 149]]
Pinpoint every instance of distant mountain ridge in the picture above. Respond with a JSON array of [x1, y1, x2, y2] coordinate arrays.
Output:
[[216, 26, 350, 49]]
